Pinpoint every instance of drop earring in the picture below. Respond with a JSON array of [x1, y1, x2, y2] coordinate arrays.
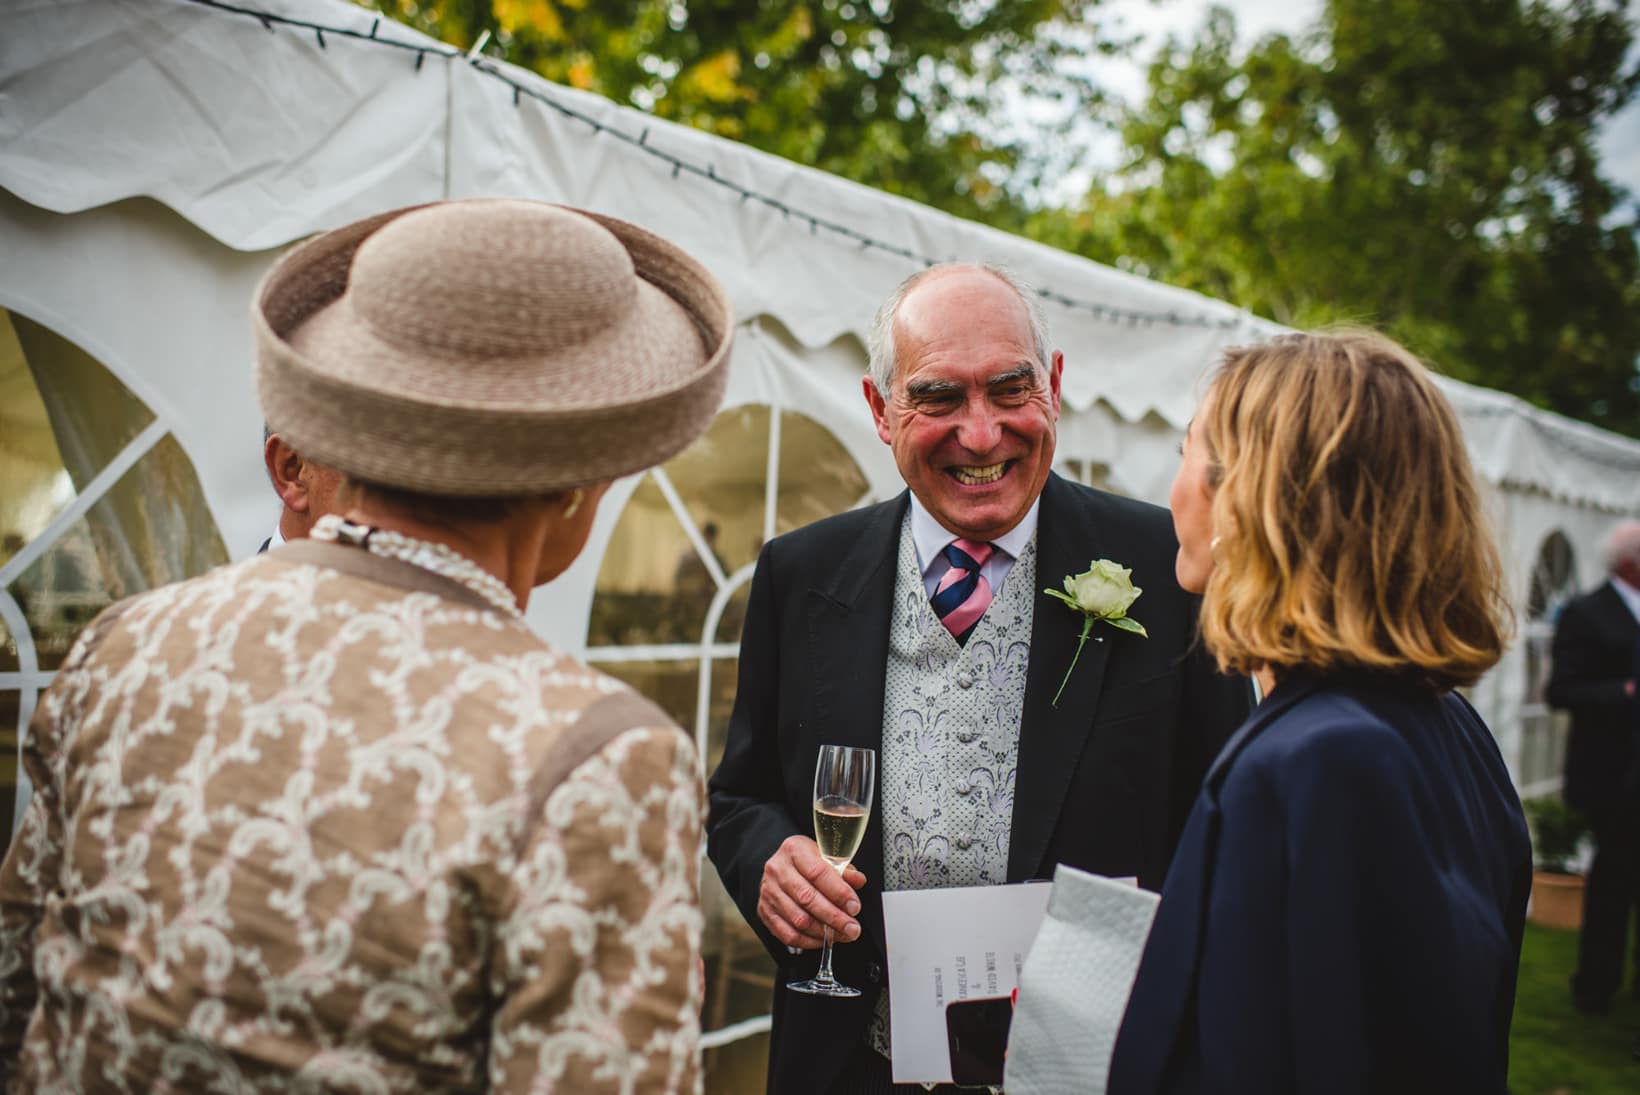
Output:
[[563, 488, 585, 520]]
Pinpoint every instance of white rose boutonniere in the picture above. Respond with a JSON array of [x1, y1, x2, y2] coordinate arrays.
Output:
[[1043, 559, 1148, 707]]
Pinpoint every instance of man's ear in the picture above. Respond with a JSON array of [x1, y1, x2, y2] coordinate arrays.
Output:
[[263, 434, 310, 513], [1047, 350, 1064, 418], [862, 376, 894, 446]]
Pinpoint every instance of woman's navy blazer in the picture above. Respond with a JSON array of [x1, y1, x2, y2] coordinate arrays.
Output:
[[1108, 674, 1531, 1094]]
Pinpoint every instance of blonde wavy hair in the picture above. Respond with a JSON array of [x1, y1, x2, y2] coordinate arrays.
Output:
[[1197, 330, 1513, 692]]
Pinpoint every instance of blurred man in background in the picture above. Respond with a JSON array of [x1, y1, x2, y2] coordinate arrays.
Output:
[[1550, 520, 1640, 1015]]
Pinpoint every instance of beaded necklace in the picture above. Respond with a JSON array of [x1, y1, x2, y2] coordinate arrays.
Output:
[[310, 514, 523, 621]]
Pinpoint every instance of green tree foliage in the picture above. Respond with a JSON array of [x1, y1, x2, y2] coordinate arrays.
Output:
[[1029, 0, 1640, 436], [361, 0, 1116, 226]]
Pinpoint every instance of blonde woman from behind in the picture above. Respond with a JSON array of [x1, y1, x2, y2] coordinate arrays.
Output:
[[1108, 330, 1529, 1095]]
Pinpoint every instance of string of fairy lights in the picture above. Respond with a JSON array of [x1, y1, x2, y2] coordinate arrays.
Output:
[[182, 0, 1239, 330]]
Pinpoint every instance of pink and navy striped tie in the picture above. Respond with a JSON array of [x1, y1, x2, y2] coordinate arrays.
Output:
[[932, 539, 995, 644]]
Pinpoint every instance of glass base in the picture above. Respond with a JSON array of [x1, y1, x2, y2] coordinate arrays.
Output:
[[787, 976, 862, 997]]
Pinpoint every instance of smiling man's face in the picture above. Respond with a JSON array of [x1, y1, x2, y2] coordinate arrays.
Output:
[[863, 267, 1063, 542]]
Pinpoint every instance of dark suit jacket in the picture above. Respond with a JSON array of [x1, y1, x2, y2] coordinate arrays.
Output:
[[706, 473, 1252, 1093], [1547, 582, 1640, 812], [1108, 676, 1531, 1095]]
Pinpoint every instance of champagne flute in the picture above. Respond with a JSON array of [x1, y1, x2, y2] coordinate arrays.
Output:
[[788, 743, 876, 997]]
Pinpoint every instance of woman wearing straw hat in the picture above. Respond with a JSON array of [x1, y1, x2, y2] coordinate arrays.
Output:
[[1108, 330, 1531, 1094], [0, 200, 731, 1092]]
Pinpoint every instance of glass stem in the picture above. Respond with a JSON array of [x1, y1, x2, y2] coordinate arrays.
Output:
[[815, 925, 837, 986]]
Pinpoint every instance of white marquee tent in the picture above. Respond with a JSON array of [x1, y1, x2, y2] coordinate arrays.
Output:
[[4, 0, 1640, 1068]]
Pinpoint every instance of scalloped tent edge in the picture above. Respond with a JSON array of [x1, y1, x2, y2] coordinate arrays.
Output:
[[1, 0, 1636, 795]]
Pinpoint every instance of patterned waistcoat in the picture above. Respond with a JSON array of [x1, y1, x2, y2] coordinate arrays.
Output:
[[870, 516, 1036, 1059]]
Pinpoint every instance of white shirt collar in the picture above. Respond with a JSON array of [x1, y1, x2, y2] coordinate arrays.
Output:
[[908, 493, 1040, 574], [268, 523, 288, 550], [1611, 574, 1640, 624]]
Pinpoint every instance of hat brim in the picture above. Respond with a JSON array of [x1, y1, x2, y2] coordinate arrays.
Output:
[[254, 203, 733, 495]]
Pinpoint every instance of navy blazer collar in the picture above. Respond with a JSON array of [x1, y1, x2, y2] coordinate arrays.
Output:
[[1203, 675, 1323, 788]]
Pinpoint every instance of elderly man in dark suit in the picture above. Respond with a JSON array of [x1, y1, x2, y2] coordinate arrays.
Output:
[[706, 263, 1251, 1093], [1549, 519, 1640, 1015]]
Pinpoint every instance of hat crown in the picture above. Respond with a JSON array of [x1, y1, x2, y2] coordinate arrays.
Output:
[[349, 200, 635, 359], [255, 199, 733, 496]]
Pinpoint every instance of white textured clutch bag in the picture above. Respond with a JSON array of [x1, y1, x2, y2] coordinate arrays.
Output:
[[1003, 865, 1160, 1095]]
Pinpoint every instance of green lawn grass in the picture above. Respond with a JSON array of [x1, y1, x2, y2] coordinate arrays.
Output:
[[1510, 922, 1640, 1094]]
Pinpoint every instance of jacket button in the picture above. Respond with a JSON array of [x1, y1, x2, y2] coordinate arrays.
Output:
[[955, 671, 974, 688], [867, 961, 883, 983]]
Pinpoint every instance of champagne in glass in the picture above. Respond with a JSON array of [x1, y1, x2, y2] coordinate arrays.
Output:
[[789, 744, 876, 998], [813, 797, 869, 868]]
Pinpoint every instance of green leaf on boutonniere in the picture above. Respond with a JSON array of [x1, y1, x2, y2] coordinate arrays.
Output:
[[1104, 615, 1148, 637]]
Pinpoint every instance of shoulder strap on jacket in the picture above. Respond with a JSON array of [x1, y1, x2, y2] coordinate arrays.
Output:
[[523, 691, 682, 823]]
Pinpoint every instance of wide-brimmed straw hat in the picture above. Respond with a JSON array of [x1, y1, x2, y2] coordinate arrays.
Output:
[[254, 199, 732, 495]]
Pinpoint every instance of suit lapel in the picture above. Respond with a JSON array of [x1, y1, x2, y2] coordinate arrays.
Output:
[[1593, 583, 1640, 644], [806, 494, 908, 945], [1010, 474, 1116, 881]]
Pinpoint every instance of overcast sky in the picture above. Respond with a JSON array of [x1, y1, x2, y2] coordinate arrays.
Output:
[[1086, 0, 1640, 206]]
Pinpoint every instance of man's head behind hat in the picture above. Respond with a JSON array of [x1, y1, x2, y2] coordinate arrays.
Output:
[[255, 199, 732, 497]]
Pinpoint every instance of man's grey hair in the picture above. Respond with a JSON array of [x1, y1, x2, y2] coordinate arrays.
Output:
[[865, 262, 1051, 396], [1602, 519, 1640, 575]]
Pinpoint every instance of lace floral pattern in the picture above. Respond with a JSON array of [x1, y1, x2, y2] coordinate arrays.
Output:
[[880, 520, 1035, 892], [0, 551, 704, 1093]]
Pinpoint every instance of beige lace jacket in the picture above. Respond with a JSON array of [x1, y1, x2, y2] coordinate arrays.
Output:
[[0, 542, 703, 1093]]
